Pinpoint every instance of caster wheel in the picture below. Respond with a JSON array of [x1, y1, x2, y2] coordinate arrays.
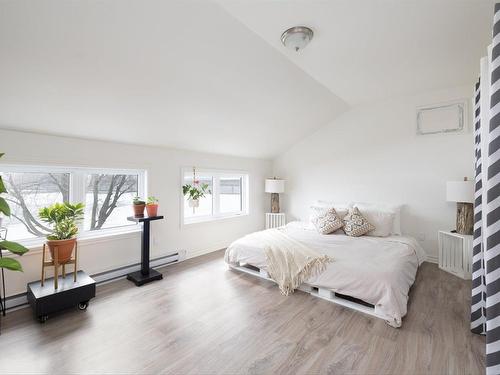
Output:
[[78, 302, 88, 311], [39, 315, 48, 323]]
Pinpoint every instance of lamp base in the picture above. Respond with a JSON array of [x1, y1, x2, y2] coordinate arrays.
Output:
[[456, 202, 473, 235], [271, 193, 280, 213]]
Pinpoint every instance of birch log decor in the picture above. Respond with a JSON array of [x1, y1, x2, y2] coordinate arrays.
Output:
[[456, 202, 473, 235], [271, 193, 280, 213]]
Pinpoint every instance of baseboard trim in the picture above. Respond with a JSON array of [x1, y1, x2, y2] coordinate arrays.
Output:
[[426, 255, 438, 264], [4, 252, 179, 312]]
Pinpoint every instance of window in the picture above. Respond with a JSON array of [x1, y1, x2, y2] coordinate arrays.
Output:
[[84, 174, 139, 231], [0, 165, 145, 243], [182, 168, 248, 224]]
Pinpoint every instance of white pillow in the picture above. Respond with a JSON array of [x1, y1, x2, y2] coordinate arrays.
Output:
[[351, 202, 402, 235], [355, 208, 394, 237], [314, 201, 351, 219]]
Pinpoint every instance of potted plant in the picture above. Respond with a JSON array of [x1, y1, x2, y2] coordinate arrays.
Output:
[[0, 153, 29, 272], [132, 196, 146, 217], [38, 202, 84, 264], [146, 196, 159, 217], [182, 182, 210, 208], [0, 153, 29, 331]]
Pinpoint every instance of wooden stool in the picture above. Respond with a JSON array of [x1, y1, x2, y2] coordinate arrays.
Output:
[[41, 241, 78, 289]]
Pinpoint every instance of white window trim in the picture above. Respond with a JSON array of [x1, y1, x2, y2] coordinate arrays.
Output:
[[180, 167, 249, 226], [0, 164, 146, 244]]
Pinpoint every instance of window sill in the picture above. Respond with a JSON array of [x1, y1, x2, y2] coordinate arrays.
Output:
[[2, 227, 142, 257], [183, 212, 249, 227]]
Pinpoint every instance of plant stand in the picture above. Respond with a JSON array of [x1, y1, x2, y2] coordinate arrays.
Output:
[[126, 215, 164, 286], [0, 227, 7, 334], [41, 241, 78, 290], [27, 270, 96, 323], [0, 227, 7, 316]]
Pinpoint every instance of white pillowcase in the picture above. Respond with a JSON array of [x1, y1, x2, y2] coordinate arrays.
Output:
[[314, 201, 351, 219], [351, 202, 402, 236], [355, 208, 394, 237]]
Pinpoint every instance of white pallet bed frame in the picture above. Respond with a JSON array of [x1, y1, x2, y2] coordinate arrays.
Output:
[[229, 262, 389, 323]]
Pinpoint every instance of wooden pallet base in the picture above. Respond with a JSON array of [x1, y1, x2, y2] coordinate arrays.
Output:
[[228, 262, 396, 326]]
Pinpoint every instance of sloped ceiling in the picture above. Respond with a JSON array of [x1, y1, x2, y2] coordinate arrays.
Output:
[[219, 0, 494, 106], [0, 0, 347, 159], [0, 0, 494, 158]]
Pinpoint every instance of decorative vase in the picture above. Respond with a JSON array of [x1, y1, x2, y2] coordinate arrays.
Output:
[[133, 203, 146, 217], [47, 238, 76, 265], [188, 199, 199, 208], [146, 204, 158, 217]]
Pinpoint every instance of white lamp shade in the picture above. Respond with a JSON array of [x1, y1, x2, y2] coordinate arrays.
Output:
[[446, 180, 474, 203], [265, 179, 285, 193]]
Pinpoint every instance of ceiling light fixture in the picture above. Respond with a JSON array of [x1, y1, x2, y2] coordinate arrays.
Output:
[[280, 26, 314, 52]]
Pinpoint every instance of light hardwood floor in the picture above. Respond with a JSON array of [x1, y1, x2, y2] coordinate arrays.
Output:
[[0, 250, 485, 374]]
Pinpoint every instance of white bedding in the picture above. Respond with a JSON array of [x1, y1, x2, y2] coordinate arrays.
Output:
[[225, 221, 426, 327]]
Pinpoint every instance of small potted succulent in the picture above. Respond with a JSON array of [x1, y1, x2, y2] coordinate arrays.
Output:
[[146, 196, 159, 217], [132, 196, 146, 217], [39, 202, 84, 264], [182, 182, 210, 208]]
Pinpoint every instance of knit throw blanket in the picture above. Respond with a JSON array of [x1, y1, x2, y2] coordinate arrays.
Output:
[[259, 229, 333, 296]]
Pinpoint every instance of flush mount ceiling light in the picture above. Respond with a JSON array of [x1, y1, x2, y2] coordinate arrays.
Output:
[[281, 26, 314, 52]]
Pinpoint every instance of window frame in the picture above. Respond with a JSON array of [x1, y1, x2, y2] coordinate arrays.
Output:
[[180, 167, 249, 226], [0, 164, 146, 246]]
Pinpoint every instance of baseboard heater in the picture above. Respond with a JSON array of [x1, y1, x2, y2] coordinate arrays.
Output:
[[4, 252, 179, 311]]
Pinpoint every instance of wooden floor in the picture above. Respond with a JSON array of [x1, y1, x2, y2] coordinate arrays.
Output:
[[0, 250, 485, 374]]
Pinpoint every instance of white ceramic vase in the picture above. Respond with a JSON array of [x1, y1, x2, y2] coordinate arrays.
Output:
[[188, 199, 199, 208]]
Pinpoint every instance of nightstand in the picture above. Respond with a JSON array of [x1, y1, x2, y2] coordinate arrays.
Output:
[[437, 230, 473, 279], [265, 213, 286, 229]]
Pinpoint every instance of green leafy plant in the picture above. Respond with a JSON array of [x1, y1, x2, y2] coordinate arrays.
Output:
[[182, 183, 211, 200], [147, 196, 159, 205], [0, 153, 29, 271], [38, 202, 84, 240], [133, 196, 145, 205]]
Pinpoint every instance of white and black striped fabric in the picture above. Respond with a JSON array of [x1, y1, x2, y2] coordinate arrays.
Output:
[[486, 4, 500, 373], [472, 78, 486, 336], [471, 4, 500, 373]]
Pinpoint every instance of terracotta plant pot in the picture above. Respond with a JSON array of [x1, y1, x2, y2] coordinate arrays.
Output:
[[47, 238, 76, 265], [146, 204, 158, 217], [188, 199, 199, 208], [133, 203, 146, 217]]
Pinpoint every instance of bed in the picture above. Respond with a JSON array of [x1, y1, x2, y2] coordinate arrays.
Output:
[[225, 221, 426, 327]]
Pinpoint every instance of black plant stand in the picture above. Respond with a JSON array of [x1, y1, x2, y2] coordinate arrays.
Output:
[[0, 227, 7, 334], [126, 215, 164, 286]]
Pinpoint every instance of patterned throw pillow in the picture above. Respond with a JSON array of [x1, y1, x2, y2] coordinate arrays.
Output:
[[342, 207, 375, 237], [311, 206, 344, 234]]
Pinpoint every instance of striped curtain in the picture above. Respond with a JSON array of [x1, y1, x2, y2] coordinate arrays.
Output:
[[472, 4, 500, 374], [472, 78, 486, 336]]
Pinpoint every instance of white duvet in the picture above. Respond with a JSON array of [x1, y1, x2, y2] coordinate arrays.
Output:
[[225, 221, 426, 327]]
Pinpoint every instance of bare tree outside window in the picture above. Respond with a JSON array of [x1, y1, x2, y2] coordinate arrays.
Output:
[[1, 171, 140, 241], [2, 172, 69, 239], [84, 174, 138, 231]]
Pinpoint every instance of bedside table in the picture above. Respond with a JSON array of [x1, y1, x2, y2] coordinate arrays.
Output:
[[437, 230, 473, 280], [266, 213, 286, 229]]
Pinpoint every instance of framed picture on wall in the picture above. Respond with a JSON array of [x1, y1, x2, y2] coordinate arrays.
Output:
[[416, 99, 467, 135]]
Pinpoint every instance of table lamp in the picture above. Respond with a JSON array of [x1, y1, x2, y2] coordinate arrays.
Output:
[[446, 177, 474, 235], [265, 178, 285, 213]]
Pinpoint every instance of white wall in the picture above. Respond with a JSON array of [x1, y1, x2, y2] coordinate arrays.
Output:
[[0, 129, 272, 296], [273, 86, 474, 260]]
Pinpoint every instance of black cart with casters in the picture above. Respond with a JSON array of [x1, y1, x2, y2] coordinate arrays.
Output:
[[126, 215, 164, 286], [27, 270, 96, 323]]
